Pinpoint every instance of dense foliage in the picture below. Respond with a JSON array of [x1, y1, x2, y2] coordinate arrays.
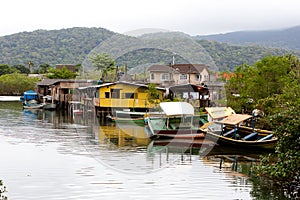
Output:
[[0, 73, 39, 95], [0, 27, 115, 66], [1, 27, 299, 72], [0, 64, 30, 75], [196, 25, 300, 51], [226, 54, 300, 193], [45, 66, 77, 79], [197, 40, 298, 71], [0, 180, 7, 200], [88, 53, 116, 81], [225, 55, 297, 114]]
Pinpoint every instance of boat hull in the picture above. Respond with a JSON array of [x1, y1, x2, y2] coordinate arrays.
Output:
[[205, 131, 277, 150], [43, 103, 56, 110], [151, 129, 205, 139], [23, 104, 44, 109]]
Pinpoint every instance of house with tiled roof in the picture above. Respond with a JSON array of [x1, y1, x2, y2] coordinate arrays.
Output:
[[148, 64, 210, 86]]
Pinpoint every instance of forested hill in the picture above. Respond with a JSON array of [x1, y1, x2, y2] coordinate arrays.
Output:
[[0, 27, 299, 72], [196, 25, 300, 51], [0, 27, 115, 66], [196, 40, 298, 71]]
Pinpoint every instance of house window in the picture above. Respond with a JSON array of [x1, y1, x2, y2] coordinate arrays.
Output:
[[151, 73, 155, 80], [203, 75, 208, 81], [196, 74, 202, 81], [161, 73, 169, 81], [179, 74, 187, 80], [95, 90, 99, 98], [105, 92, 110, 98], [124, 93, 135, 99], [111, 89, 120, 98]]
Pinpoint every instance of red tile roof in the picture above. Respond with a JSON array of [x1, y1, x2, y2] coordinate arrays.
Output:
[[148, 64, 208, 74]]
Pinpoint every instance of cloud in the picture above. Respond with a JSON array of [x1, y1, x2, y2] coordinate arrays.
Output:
[[1, 0, 300, 36]]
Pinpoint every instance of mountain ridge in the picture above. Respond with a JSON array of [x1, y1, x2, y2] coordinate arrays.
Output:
[[195, 25, 300, 51], [0, 26, 299, 72]]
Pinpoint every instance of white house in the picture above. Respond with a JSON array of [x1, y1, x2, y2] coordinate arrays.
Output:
[[148, 64, 210, 86]]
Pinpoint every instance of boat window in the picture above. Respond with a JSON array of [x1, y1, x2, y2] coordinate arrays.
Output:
[[105, 92, 110, 98]]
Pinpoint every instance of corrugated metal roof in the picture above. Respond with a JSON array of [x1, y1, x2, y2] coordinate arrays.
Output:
[[37, 79, 95, 86], [81, 81, 166, 90]]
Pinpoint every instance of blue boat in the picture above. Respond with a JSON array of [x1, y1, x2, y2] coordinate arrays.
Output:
[[20, 90, 44, 109]]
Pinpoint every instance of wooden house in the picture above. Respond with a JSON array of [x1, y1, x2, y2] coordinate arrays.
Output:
[[37, 79, 95, 109], [93, 81, 165, 117]]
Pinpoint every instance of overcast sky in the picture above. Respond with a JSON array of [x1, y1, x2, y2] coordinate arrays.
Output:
[[1, 0, 300, 36]]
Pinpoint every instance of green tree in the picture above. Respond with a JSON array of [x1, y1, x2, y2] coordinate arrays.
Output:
[[254, 59, 300, 181], [0, 73, 39, 95], [145, 83, 162, 108], [45, 66, 77, 79], [226, 55, 295, 114], [88, 52, 115, 81], [11, 64, 30, 74], [226, 54, 300, 191], [0, 179, 7, 200], [38, 63, 52, 74], [0, 64, 18, 76]]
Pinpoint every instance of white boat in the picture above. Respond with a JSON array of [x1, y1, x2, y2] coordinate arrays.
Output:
[[23, 100, 44, 109], [107, 110, 148, 125], [42, 95, 56, 110], [147, 102, 206, 139]]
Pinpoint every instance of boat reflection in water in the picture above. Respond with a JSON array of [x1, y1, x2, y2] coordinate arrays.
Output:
[[2, 105, 286, 199], [90, 119, 264, 176]]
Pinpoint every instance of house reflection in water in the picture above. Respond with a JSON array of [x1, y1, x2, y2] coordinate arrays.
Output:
[[97, 123, 150, 148]]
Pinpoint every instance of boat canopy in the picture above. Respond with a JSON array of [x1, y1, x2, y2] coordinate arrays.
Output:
[[159, 102, 194, 116], [216, 114, 252, 125], [23, 90, 38, 100]]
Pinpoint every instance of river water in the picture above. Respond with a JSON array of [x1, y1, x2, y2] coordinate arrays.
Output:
[[0, 101, 284, 200]]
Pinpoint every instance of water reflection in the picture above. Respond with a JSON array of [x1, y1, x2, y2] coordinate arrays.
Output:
[[0, 103, 287, 199]]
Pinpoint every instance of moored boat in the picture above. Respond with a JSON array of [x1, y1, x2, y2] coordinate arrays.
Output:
[[42, 95, 56, 110], [201, 114, 277, 150], [23, 99, 44, 109], [20, 90, 44, 109], [107, 110, 148, 125], [147, 102, 207, 139]]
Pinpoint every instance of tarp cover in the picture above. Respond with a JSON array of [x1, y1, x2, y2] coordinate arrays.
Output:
[[23, 90, 38, 100], [159, 102, 194, 116]]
